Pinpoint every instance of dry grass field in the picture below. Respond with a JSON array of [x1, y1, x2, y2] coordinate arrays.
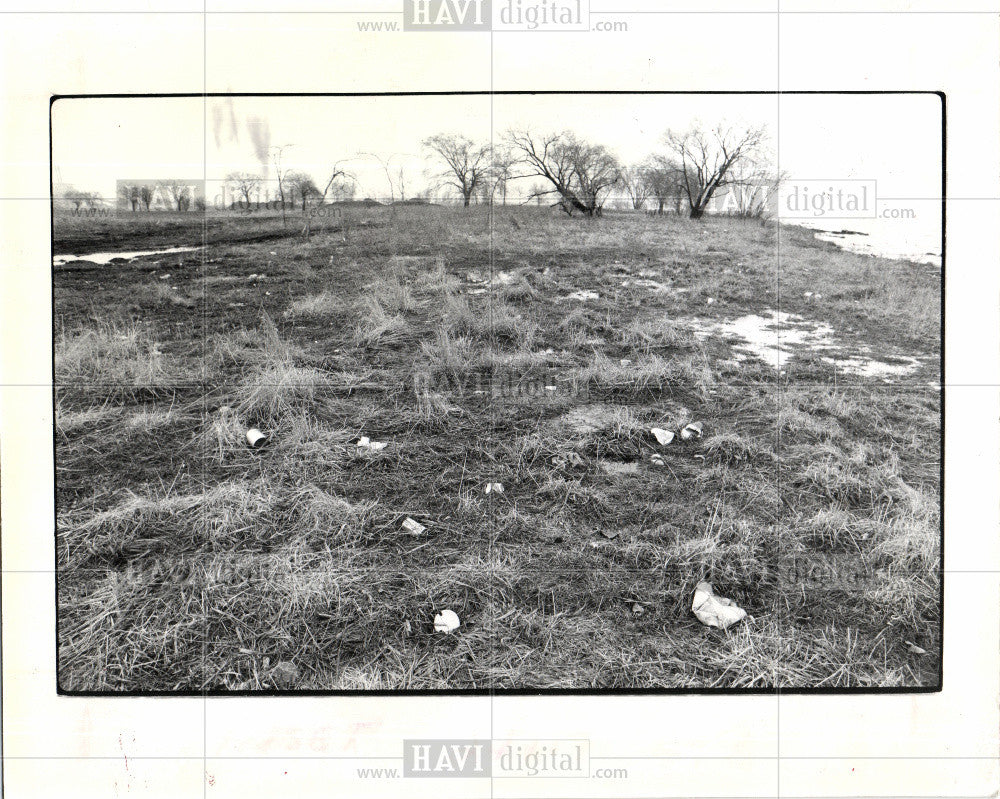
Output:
[[54, 204, 941, 691]]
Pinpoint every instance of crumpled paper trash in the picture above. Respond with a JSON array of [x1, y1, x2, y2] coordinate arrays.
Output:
[[434, 609, 461, 634], [357, 436, 387, 452], [692, 581, 746, 629], [651, 427, 675, 445], [681, 421, 704, 440]]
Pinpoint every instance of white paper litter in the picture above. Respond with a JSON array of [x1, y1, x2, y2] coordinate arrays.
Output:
[[681, 421, 704, 440], [246, 428, 268, 448], [651, 428, 675, 445], [692, 581, 747, 629], [434, 609, 461, 634], [357, 436, 388, 452], [401, 517, 426, 536]]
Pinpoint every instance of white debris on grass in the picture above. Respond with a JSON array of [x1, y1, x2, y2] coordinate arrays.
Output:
[[246, 428, 268, 448], [651, 428, 675, 445], [434, 609, 461, 634], [357, 436, 388, 452], [692, 581, 747, 629], [681, 421, 703, 440]]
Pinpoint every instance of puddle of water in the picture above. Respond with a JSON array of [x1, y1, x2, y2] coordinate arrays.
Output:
[[824, 354, 923, 379], [53, 246, 201, 267], [695, 309, 923, 377], [696, 311, 834, 369]]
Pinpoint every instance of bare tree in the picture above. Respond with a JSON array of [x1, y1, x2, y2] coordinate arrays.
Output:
[[118, 183, 140, 212], [719, 162, 785, 218], [139, 184, 154, 212], [226, 172, 260, 211], [488, 145, 517, 206], [157, 180, 192, 212], [619, 165, 651, 211], [641, 156, 686, 215], [62, 189, 100, 211], [359, 152, 401, 203], [283, 172, 319, 211], [422, 134, 490, 207], [507, 130, 620, 217], [270, 145, 294, 223], [319, 162, 355, 203], [663, 123, 767, 219]]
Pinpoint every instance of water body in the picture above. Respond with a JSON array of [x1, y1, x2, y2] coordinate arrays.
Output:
[[53, 246, 201, 267], [791, 214, 942, 267]]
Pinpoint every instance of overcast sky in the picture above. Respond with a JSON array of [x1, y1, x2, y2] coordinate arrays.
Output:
[[52, 93, 942, 205]]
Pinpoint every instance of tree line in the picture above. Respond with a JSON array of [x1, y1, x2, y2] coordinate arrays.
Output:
[[422, 122, 779, 218], [64, 122, 779, 219]]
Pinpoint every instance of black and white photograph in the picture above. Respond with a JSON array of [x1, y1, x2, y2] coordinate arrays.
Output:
[[53, 92, 942, 693]]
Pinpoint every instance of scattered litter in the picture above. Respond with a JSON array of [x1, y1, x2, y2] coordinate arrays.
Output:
[[270, 661, 299, 688], [620, 358, 632, 366], [159, 273, 171, 280], [803, 291, 814, 298], [544, 385, 557, 392], [706, 297, 715, 305], [404, 620, 412, 635], [357, 436, 388, 452], [681, 421, 704, 440], [434, 609, 461, 634], [467, 288, 487, 295], [905, 641, 928, 655], [566, 289, 600, 301], [269, 251, 277, 256], [599, 529, 620, 540], [651, 427, 675, 446], [650, 453, 666, 468], [246, 428, 268, 449], [401, 517, 426, 536], [632, 603, 645, 616], [485, 482, 505, 495], [466, 270, 487, 283], [693, 454, 705, 461], [692, 581, 747, 629], [551, 451, 585, 469]]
